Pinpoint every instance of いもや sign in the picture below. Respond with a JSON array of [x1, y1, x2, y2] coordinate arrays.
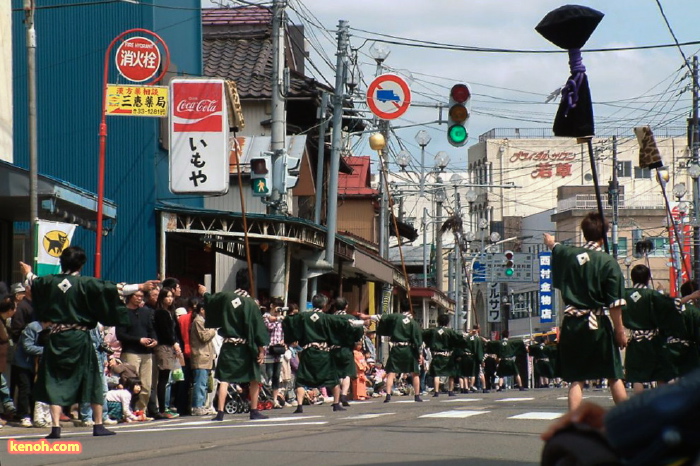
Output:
[[366, 74, 412, 120], [169, 78, 229, 195], [115, 36, 161, 82]]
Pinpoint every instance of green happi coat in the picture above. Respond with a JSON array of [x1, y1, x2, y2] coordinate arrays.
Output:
[[203, 291, 270, 383], [456, 334, 485, 377], [551, 241, 626, 382], [330, 312, 364, 379], [422, 326, 464, 377], [31, 274, 130, 406], [529, 343, 555, 379], [622, 285, 680, 383], [486, 338, 526, 377], [283, 310, 359, 388], [665, 303, 700, 378], [377, 312, 423, 374]]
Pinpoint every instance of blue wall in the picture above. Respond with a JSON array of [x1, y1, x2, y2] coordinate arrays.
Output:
[[12, 0, 203, 281]]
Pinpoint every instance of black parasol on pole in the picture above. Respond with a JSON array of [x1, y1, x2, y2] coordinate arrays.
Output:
[[536, 5, 610, 252]]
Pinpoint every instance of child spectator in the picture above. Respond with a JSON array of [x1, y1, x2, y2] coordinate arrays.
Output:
[[351, 341, 369, 400], [12, 320, 51, 427], [106, 378, 150, 423]]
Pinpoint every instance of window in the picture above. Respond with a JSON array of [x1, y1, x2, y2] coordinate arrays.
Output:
[[634, 167, 652, 179], [617, 161, 632, 178], [648, 237, 669, 257]]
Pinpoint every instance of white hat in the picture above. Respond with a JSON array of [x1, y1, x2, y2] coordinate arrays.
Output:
[[10, 283, 25, 294]]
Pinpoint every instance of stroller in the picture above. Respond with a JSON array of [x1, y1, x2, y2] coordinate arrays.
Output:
[[214, 383, 250, 415], [256, 373, 275, 411]]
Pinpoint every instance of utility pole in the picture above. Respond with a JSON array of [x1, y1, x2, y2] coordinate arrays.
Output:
[[610, 136, 619, 259], [691, 56, 700, 282], [269, 0, 287, 299], [324, 20, 349, 266], [25, 0, 38, 263]]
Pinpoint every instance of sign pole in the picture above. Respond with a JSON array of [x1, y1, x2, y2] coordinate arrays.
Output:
[[95, 29, 169, 277]]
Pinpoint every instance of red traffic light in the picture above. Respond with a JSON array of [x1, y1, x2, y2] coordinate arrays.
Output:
[[450, 84, 471, 103], [250, 158, 268, 175], [504, 250, 514, 260]]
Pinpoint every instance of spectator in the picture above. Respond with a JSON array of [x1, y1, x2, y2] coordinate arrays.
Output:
[[0, 297, 17, 421], [105, 357, 138, 390], [106, 378, 149, 423], [77, 325, 118, 427], [116, 291, 157, 413], [9, 283, 33, 343], [12, 320, 50, 427], [189, 298, 217, 416], [263, 298, 286, 409], [175, 294, 194, 417], [351, 341, 369, 400], [363, 330, 377, 361], [152, 287, 181, 419], [102, 326, 122, 360]]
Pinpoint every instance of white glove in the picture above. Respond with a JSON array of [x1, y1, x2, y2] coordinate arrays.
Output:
[[349, 319, 365, 328], [370, 315, 381, 322]]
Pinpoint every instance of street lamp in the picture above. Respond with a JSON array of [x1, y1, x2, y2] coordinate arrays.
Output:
[[370, 132, 388, 259], [415, 130, 432, 196]]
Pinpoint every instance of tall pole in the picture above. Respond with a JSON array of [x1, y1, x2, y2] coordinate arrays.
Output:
[[691, 56, 700, 283], [379, 120, 389, 259], [269, 0, 287, 298], [422, 207, 428, 287], [435, 188, 443, 291], [610, 136, 619, 259], [324, 20, 349, 266], [314, 92, 328, 224], [25, 0, 38, 264]]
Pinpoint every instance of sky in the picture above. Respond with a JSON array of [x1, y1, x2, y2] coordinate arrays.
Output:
[[206, 0, 700, 174]]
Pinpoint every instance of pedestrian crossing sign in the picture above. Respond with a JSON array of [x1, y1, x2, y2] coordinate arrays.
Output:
[[252, 178, 269, 195]]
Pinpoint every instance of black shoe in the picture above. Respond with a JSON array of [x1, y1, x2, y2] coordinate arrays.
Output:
[[93, 424, 116, 437], [340, 394, 350, 407], [249, 410, 268, 420], [293, 406, 303, 414], [448, 391, 456, 397], [414, 395, 423, 402], [46, 427, 61, 440], [482, 389, 491, 394], [384, 394, 391, 403], [212, 411, 225, 422], [519, 387, 529, 392], [433, 392, 439, 398], [332, 403, 347, 412]]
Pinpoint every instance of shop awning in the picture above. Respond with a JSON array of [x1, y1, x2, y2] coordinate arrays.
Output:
[[0, 160, 117, 229]]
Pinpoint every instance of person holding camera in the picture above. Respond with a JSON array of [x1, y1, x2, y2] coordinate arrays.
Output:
[[116, 290, 158, 414], [263, 298, 287, 409]]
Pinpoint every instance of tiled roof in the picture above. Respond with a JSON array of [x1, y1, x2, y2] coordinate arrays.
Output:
[[338, 156, 378, 197], [202, 7, 326, 99]]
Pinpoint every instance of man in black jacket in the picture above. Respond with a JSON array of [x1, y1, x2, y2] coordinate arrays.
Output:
[[116, 291, 158, 412]]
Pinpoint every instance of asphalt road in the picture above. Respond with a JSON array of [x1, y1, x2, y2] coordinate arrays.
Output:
[[0, 387, 617, 466]]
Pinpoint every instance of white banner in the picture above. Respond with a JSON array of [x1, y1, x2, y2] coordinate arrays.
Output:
[[35, 220, 77, 275], [169, 78, 229, 195]]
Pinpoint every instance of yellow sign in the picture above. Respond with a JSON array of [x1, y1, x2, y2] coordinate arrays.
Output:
[[42, 230, 71, 258], [106, 84, 168, 117]]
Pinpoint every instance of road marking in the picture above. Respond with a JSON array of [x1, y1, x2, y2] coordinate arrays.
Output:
[[496, 397, 535, 402], [342, 413, 395, 420], [509, 412, 564, 420], [440, 398, 483, 403], [420, 410, 488, 419], [392, 399, 431, 403]]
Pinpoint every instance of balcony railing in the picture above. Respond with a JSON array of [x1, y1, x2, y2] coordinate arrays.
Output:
[[556, 194, 665, 213]]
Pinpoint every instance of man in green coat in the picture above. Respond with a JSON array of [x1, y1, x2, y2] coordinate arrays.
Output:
[[423, 313, 464, 396], [374, 302, 424, 403], [668, 281, 700, 378], [21, 246, 157, 439], [198, 285, 270, 421], [544, 212, 628, 411], [329, 297, 366, 406], [622, 265, 700, 392], [283, 294, 365, 413], [485, 330, 528, 391]]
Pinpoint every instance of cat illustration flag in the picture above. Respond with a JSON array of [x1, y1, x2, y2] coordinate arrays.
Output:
[[35, 220, 77, 275]]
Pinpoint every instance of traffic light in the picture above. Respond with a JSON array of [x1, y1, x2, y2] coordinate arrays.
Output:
[[447, 83, 471, 147], [273, 152, 301, 192], [250, 152, 272, 197], [504, 250, 515, 277]]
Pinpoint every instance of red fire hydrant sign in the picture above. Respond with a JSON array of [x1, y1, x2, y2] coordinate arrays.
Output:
[[115, 36, 161, 82]]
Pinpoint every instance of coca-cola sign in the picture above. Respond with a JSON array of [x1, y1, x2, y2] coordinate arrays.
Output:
[[169, 78, 229, 195], [172, 82, 223, 132]]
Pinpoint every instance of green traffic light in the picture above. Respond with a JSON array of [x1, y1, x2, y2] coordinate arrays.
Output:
[[448, 124, 468, 145], [505, 268, 514, 277]]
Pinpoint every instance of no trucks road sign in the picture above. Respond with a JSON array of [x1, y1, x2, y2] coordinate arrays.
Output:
[[366, 74, 412, 120]]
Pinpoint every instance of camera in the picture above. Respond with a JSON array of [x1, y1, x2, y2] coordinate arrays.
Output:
[[278, 307, 289, 316], [98, 342, 115, 355]]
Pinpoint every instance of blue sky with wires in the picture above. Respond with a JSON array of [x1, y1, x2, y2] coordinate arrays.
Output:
[[209, 0, 700, 173]]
